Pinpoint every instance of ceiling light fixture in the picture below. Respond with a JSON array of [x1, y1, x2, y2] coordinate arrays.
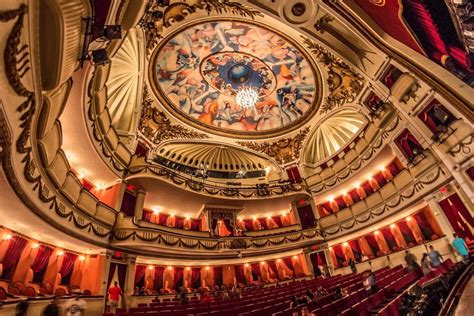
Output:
[[236, 86, 259, 109]]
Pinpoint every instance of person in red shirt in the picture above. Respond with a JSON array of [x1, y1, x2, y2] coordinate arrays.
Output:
[[108, 281, 122, 314]]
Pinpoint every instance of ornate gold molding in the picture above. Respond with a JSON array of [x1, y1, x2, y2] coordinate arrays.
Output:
[[237, 127, 310, 164]]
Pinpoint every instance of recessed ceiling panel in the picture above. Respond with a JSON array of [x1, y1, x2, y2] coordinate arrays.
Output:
[[149, 20, 322, 138]]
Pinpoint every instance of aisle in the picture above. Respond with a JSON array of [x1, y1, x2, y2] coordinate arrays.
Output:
[[455, 275, 474, 316]]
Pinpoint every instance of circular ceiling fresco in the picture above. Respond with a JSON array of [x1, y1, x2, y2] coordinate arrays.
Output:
[[149, 20, 321, 138]]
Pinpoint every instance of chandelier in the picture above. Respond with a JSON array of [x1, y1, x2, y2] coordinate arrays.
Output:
[[236, 86, 259, 109]]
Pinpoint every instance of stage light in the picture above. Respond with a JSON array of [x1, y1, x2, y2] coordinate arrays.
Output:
[[245, 263, 249, 267], [57, 250, 64, 256], [390, 224, 396, 229], [79, 255, 86, 261], [167, 266, 172, 270], [407, 217, 412, 222], [374, 231, 379, 235], [148, 265, 154, 270], [31, 243, 39, 249], [186, 267, 191, 271], [293, 255, 298, 259], [206, 266, 210, 270], [343, 242, 349, 247]]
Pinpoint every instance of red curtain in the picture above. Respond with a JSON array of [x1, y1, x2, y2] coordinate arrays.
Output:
[[117, 264, 127, 293], [349, 240, 362, 261], [283, 257, 294, 276], [154, 267, 165, 290], [213, 266, 223, 286], [1, 236, 28, 279], [158, 214, 169, 226], [374, 173, 387, 187], [173, 267, 184, 290], [31, 245, 53, 273], [395, 129, 422, 159], [134, 265, 146, 286], [143, 209, 152, 221], [439, 194, 473, 239], [191, 219, 201, 231], [250, 263, 261, 281], [381, 228, 398, 251], [297, 204, 316, 229], [398, 220, 416, 245], [243, 220, 253, 231], [175, 217, 185, 229], [361, 181, 374, 195], [272, 216, 283, 227], [258, 218, 268, 230], [267, 261, 278, 279], [234, 265, 246, 284], [413, 212, 434, 240], [59, 253, 78, 278], [364, 235, 381, 256], [223, 219, 233, 234], [332, 245, 345, 267], [191, 268, 201, 288]]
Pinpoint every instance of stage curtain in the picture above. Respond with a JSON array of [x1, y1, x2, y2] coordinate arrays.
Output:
[[234, 265, 246, 284], [59, 252, 78, 284], [381, 228, 398, 251], [364, 235, 381, 256], [173, 267, 184, 290], [134, 265, 146, 286], [191, 268, 201, 289], [250, 263, 261, 281], [391, 224, 408, 249], [0, 236, 28, 280], [439, 194, 473, 239], [272, 216, 283, 227], [154, 267, 165, 291], [349, 240, 362, 261], [283, 257, 295, 276], [398, 220, 416, 246], [414, 212, 434, 240], [31, 245, 53, 273], [267, 261, 279, 279], [332, 245, 345, 267], [213, 266, 223, 286], [358, 237, 373, 258]]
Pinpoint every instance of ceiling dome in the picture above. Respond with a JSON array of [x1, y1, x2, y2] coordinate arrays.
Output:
[[303, 108, 367, 166], [149, 20, 322, 138]]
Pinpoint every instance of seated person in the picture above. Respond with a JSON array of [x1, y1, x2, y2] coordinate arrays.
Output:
[[305, 289, 315, 302], [316, 286, 328, 297], [290, 296, 299, 309]]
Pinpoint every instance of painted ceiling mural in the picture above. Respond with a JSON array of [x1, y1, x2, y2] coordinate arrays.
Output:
[[149, 20, 320, 137]]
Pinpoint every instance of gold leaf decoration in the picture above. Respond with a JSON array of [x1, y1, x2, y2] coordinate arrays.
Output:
[[237, 127, 310, 164]]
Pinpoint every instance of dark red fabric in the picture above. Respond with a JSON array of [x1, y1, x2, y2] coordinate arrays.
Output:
[[120, 190, 136, 217], [364, 235, 381, 256], [443, 194, 474, 226], [134, 265, 146, 286], [59, 252, 78, 279], [213, 266, 223, 286], [297, 204, 316, 229], [234, 265, 246, 284], [31, 245, 53, 273], [398, 220, 416, 245], [243, 219, 253, 231], [223, 219, 233, 233], [309, 253, 320, 275], [361, 181, 374, 195], [107, 263, 117, 293], [191, 268, 201, 289], [142, 209, 152, 221], [283, 258, 294, 276], [117, 264, 127, 293], [154, 267, 165, 290], [381, 227, 398, 250], [272, 216, 283, 227], [439, 195, 472, 239], [332, 245, 345, 267], [191, 219, 201, 231], [413, 212, 434, 240], [335, 197, 347, 210], [175, 217, 184, 229], [250, 263, 261, 281], [173, 267, 184, 290], [374, 173, 387, 187], [257, 218, 268, 230], [395, 129, 422, 159], [349, 240, 362, 260], [0, 236, 28, 279], [349, 190, 361, 203], [267, 261, 278, 279], [159, 214, 169, 226]]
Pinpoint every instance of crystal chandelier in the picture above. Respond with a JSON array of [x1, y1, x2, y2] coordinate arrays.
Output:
[[236, 86, 259, 109]]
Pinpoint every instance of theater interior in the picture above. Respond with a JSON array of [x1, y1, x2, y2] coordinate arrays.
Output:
[[0, 0, 473, 315]]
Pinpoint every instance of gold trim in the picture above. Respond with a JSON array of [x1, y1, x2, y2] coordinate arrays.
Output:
[[148, 17, 323, 139]]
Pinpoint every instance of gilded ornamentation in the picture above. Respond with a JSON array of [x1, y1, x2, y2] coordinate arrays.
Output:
[[139, 86, 209, 144], [302, 37, 364, 113], [237, 127, 310, 164]]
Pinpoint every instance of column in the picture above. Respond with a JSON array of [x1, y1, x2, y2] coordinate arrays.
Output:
[[99, 250, 113, 295], [114, 181, 128, 212], [302, 249, 314, 277], [124, 255, 137, 296], [134, 189, 146, 220]]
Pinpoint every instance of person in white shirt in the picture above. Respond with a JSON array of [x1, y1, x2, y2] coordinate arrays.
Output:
[[65, 296, 87, 316]]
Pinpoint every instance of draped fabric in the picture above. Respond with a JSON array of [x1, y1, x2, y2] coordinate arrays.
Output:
[[395, 129, 422, 159], [439, 194, 473, 239], [107, 263, 117, 296], [0, 236, 28, 280], [297, 205, 316, 229], [257, 218, 268, 230], [191, 268, 201, 288], [173, 267, 184, 290], [213, 266, 223, 286], [414, 212, 434, 240], [158, 214, 169, 226], [243, 220, 253, 231], [250, 263, 261, 281], [142, 209, 152, 221], [365, 235, 381, 256], [223, 219, 233, 233], [267, 261, 278, 279], [117, 264, 127, 293], [59, 252, 78, 284], [191, 219, 201, 231], [309, 253, 322, 276], [31, 245, 53, 273], [211, 218, 218, 232], [381, 228, 398, 250], [234, 265, 246, 284], [154, 267, 165, 290], [349, 240, 362, 261], [398, 220, 416, 245], [283, 258, 295, 276], [175, 217, 185, 229], [358, 237, 374, 258], [272, 216, 283, 227], [362, 182, 374, 195], [332, 245, 345, 267], [134, 265, 146, 286], [391, 225, 408, 248]]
